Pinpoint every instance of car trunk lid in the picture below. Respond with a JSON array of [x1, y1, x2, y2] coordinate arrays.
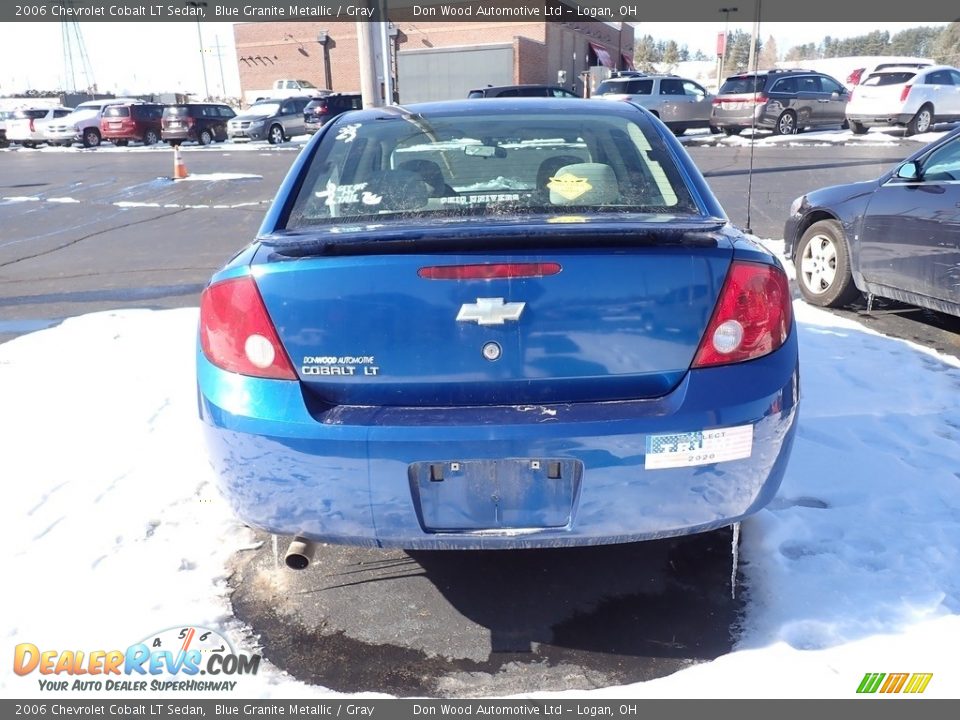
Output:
[[253, 221, 733, 406]]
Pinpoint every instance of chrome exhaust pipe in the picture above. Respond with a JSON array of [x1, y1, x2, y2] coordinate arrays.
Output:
[[284, 536, 317, 570]]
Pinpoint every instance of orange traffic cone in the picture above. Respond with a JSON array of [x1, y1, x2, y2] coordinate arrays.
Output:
[[172, 145, 188, 180]]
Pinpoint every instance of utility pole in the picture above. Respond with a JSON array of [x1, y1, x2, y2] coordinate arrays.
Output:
[[717, 7, 737, 87], [747, 0, 761, 74], [186, 1, 210, 99], [210, 35, 227, 98]]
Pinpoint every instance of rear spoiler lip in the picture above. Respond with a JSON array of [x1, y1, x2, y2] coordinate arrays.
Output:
[[255, 217, 732, 258]]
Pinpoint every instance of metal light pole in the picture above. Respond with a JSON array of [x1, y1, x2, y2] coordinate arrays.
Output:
[[186, 1, 210, 99], [717, 7, 737, 87]]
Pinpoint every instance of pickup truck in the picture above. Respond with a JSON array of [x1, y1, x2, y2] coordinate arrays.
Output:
[[243, 79, 329, 106]]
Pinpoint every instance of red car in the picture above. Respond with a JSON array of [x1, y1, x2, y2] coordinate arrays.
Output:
[[100, 103, 164, 145]]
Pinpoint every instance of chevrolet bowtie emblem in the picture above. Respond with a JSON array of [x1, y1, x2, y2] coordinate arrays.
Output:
[[456, 298, 526, 326]]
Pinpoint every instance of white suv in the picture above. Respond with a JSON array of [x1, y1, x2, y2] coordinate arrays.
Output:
[[846, 65, 960, 135], [4, 107, 74, 147], [43, 98, 143, 147]]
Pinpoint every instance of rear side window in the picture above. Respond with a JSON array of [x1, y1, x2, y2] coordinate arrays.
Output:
[[596, 79, 653, 95], [15, 109, 49, 119], [862, 72, 916, 87], [924, 70, 954, 85], [771, 77, 798, 93], [285, 110, 700, 228], [719, 76, 767, 94]]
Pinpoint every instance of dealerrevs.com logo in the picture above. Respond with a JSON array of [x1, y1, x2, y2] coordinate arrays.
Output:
[[13, 626, 260, 692]]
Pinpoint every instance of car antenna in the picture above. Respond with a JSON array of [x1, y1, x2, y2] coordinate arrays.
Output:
[[744, 0, 761, 236]]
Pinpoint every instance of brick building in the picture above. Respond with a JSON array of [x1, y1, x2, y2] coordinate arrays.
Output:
[[233, 20, 634, 104]]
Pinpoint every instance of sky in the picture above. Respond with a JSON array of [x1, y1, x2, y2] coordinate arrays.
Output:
[[0, 22, 947, 98], [1, 241, 959, 697]]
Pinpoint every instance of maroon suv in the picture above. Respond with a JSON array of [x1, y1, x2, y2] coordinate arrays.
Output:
[[100, 103, 164, 145]]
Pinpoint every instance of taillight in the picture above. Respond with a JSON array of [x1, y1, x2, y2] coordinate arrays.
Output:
[[712, 98, 724, 105], [186, 116, 196, 126], [753, 95, 768, 104], [418, 263, 562, 280], [29, 118, 35, 132], [900, 85, 912, 102], [692, 261, 792, 368], [847, 68, 864, 85], [199, 276, 297, 380]]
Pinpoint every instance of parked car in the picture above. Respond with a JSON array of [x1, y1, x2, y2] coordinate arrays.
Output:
[[710, 69, 850, 136], [197, 99, 799, 561], [161, 103, 235, 145], [0, 110, 13, 146], [304, 93, 363, 133], [846, 60, 933, 88], [5, 107, 74, 147], [594, 74, 717, 135], [845, 65, 960, 136], [244, 78, 329, 106], [100, 103, 164, 145], [785, 125, 960, 317], [43, 99, 142, 147], [467, 85, 579, 98], [228, 96, 313, 144]]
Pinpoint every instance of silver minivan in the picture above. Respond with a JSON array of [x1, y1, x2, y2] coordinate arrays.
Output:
[[228, 96, 313, 144]]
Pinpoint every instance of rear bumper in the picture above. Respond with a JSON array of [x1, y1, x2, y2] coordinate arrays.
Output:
[[198, 329, 799, 549], [845, 112, 913, 127], [43, 129, 80, 143]]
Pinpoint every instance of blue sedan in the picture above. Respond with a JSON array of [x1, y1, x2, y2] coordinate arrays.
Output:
[[197, 99, 798, 561]]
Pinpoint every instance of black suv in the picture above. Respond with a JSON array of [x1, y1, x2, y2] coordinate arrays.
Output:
[[161, 103, 236, 145], [304, 93, 363, 133], [710, 69, 850, 136], [467, 85, 579, 98]]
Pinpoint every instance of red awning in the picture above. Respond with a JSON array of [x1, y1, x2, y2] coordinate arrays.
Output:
[[621, 53, 635, 70], [589, 42, 614, 69]]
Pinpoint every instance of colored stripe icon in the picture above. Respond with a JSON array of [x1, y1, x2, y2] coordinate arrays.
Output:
[[857, 672, 933, 694]]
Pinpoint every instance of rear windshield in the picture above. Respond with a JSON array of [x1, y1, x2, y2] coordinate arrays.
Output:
[[862, 72, 915, 87], [595, 79, 653, 95], [163, 106, 190, 117], [285, 109, 700, 228], [104, 106, 130, 117], [718, 76, 767, 94], [13, 109, 49, 119]]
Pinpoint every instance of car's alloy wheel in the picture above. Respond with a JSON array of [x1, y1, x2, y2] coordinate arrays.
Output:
[[83, 129, 100, 148], [774, 111, 796, 135], [198, 129, 213, 145], [796, 219, 860, 308], [268, 125, 285, 145], [906, 106, 933, 136], [144, 130, 159, 145]]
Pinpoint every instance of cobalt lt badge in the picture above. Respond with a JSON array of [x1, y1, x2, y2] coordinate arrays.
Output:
[[456, 298, 525, 326]]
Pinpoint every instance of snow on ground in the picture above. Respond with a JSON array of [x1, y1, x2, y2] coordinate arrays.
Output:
[[2, 294, 959, 698], [679, 123, 956, 148], [174, 172, 263, 182]]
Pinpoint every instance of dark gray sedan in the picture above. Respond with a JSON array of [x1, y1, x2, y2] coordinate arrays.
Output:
[[785, 126, 960, 316], [228, 96, 313, 144]]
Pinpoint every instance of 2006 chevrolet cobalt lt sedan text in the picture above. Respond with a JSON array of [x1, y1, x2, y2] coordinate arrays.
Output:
[[196, 99, 799, 560]]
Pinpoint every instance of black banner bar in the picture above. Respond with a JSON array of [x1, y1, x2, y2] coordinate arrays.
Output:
[[5, 0, 960, 23]]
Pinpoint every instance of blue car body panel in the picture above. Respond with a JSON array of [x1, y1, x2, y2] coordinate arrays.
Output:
[[198, 99, 799, 548], [198, 328, 798, 548]]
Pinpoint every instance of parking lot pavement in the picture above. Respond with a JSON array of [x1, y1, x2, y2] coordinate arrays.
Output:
[[0, 146, 295, 342], [229, 527, 740, 697]]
